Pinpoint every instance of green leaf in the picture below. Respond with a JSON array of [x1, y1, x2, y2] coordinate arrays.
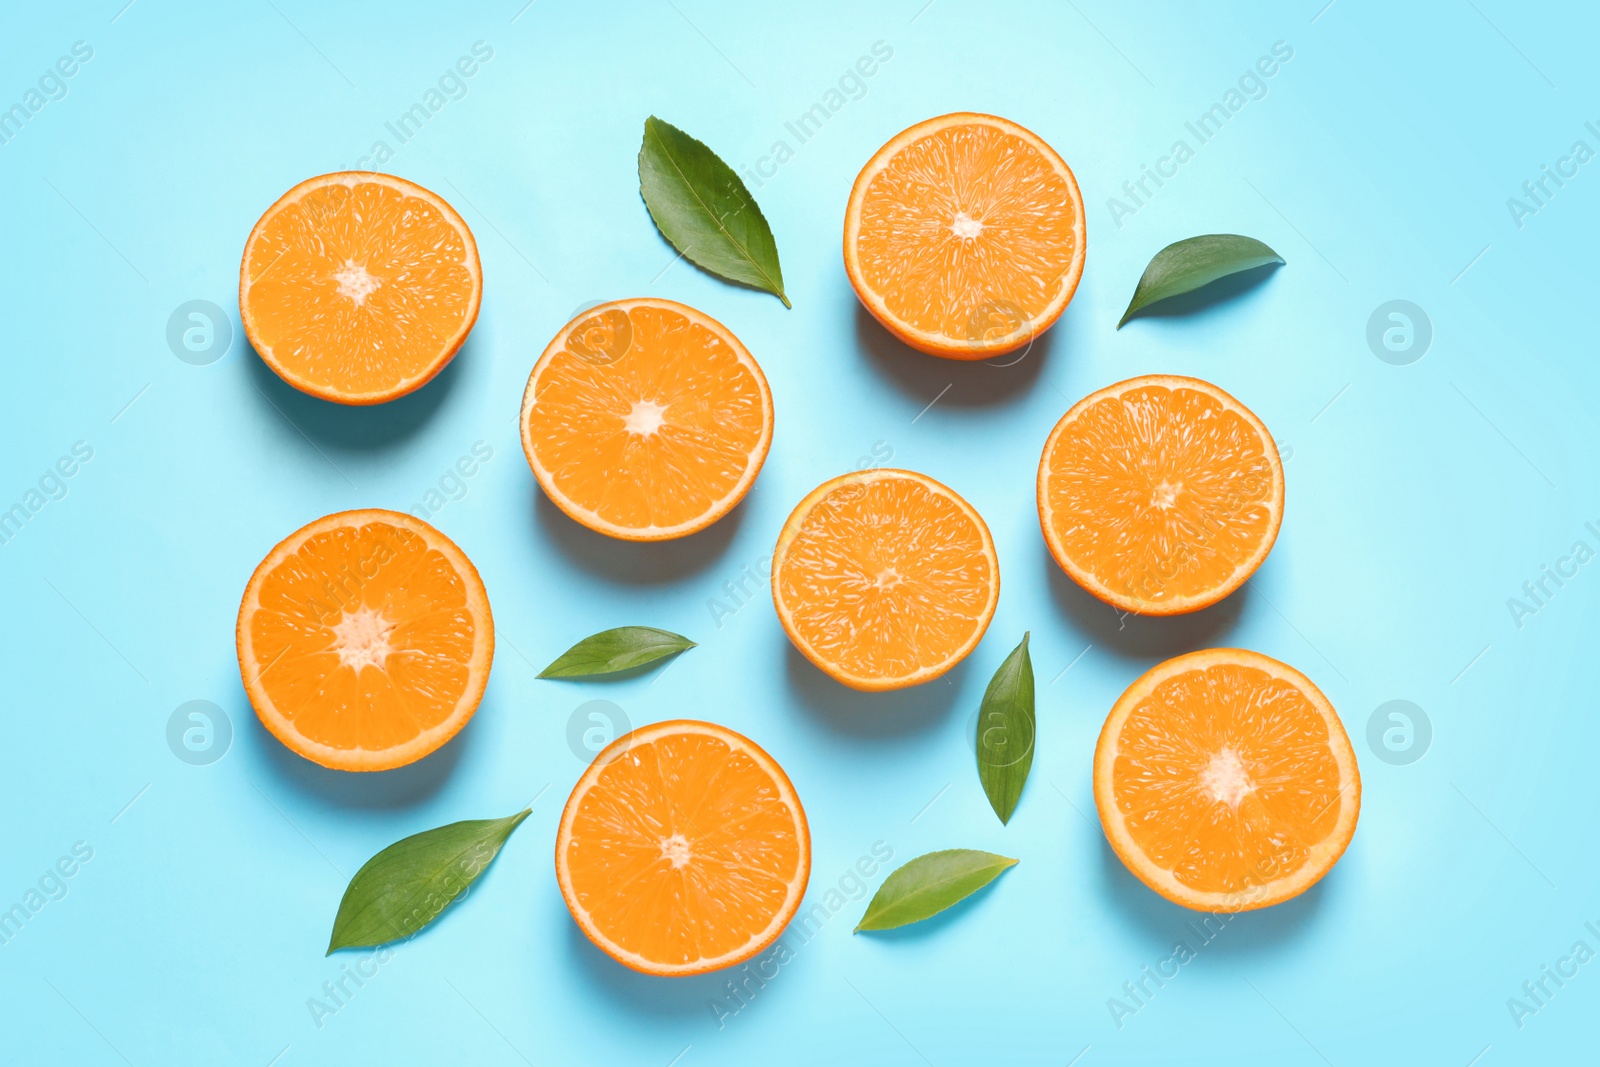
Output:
[[327, 809, 529, 953], [975, 633, 1035, 824], [638, 116, 790, 307], [855, 849, 1018, 932], [538, 626, 696, 678], [1118, 234, 1284, 327]]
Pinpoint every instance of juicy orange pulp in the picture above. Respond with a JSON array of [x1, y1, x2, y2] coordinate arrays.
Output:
[[556, 720, 810, 976], [236, 509, 493, 771], [1039, 375, 1283, 615], [772, 469, 998, 690], [240, 172, 481, 404], [521, 298, 773, 541], [1095, 649, 1359, 912], [845, 113, 1086, 358]]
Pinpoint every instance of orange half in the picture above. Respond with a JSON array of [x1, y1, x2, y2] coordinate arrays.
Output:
[[240, 172, 482, 404], [1094, 649, 1360, 912], [772, 469, 999, 691], [236, 509, 493, 771], [521, 298, 773, 541], [844, 112, 1086, 359], [555, 720, 811, 976], [1038, 374, 1284, 615]]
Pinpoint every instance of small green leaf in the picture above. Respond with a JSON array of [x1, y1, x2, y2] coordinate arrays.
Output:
[[638, 116, 790, 307], [1118, 234, 1284, 327], [976, 633, 1035, 824], [538, 626, 696, 678], [855, 849, 1018, 932], [328, 809, 529, 953]]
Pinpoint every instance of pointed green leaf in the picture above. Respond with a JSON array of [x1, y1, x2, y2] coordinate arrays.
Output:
[[327, 809, 529, 953], [638, 116, 790, 307], [1118, 234, 1284, 327], [975, 632, 1035, 824], [538, 626, 696, 678], [855, 849, 1018, 932]]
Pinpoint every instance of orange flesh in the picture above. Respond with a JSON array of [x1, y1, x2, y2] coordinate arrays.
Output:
[[1112, 663, 1342, 896], [522, 301, 771, 538], [1041, 378, 1281, 612], [559, 724, 807, 973], [852, 118, 1083, 344], [241, 174, 478, 401], [240, 513, 489, 769], [774, 472, 997, 687]]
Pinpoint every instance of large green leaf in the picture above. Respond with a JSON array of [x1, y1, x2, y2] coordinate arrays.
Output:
[[855, 849, 1018, 932], [1119, 234, 1283, 327], [537, 626, 696, 678], [975, 633, 1035, 824], [327, 809, 529, 953], [638, 116, 790, 307]]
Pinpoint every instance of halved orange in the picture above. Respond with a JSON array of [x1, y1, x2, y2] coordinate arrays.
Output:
[[521, 298, 773, 541], [844, 113, 1086, 359], [1038, 374, 1283, 616], [1095, 649, 1360, 912], [236, 509, 493, 771], [555, 719, 810, 976], [240, 172, 481, 404], [772, 469, 999, 691]]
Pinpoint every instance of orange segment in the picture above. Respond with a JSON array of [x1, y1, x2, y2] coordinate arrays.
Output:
[[520, 298, 773, 541], [772, 469, 999, 691], [239, 172, 482, 404], [236, 509, 493, 771], [555, 720, 810, 976], [1038, 374, 1284, 616], [1094, 649, 1360, 912], [844, 113, 1086, 359]]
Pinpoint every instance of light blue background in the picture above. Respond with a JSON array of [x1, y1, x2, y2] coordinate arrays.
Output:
[[2, 1, 1596, 1063]]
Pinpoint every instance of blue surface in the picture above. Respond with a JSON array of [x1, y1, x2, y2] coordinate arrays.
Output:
[[2, 1, 1597, 1063]]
